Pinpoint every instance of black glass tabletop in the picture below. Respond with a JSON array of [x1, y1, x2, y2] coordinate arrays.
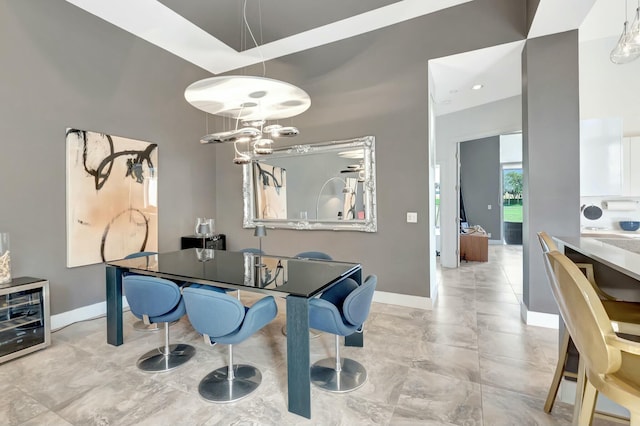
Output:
[[107, 249, 360, 298]]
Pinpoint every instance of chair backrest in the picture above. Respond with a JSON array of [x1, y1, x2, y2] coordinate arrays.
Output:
[[343, 275, 377, 326], [295, 251, 332, 261], [537, 231, 558, 253], [125, 251, 158, 259], [123, 275, 182, 317], [545, 251, 621, 375], [182, 287, 245, 338]]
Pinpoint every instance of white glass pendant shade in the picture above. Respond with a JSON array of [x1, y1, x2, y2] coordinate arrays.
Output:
[[233, 152, 252, 165], [263, 124, 299, 138], [200, 127, 261, 144], [611, 21, 640, 64], [254, 139, 274, 155], [185, 76, 311, 121], [628, 7, 640, 53]]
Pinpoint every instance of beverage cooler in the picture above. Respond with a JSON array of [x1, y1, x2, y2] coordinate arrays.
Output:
[[0, 277, 50, 363]]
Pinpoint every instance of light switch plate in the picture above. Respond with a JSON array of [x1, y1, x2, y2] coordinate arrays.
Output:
[[407, 212, 418, 223]]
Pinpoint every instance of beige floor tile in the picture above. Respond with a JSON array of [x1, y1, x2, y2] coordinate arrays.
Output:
[[3, 244, 616, 425]]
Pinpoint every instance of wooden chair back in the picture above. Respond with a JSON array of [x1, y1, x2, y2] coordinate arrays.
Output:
[[545, 251, 622, 375]]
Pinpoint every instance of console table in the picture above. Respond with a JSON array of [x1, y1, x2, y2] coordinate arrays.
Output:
[[181, 234, 226, 250], [459, 232, 489, 262]]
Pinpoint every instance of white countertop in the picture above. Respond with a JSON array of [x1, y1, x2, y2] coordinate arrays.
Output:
[[554, 236, 640, 281], [580, 228, 640, 239]]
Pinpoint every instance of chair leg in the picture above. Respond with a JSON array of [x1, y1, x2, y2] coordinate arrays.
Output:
[[573, 357, 588, 426], [198, 344, 262, 403], [545, 330, 571, 413], [310, 335, 367, 393], [578, 380, 597, 426], [133, 319, 178, 332], [136, 322, 195, 372]]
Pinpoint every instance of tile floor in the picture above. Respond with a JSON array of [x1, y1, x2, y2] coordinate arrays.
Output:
[[0, 245, 618, 425]]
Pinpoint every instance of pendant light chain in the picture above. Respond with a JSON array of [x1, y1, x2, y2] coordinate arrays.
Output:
[[243, 0, 266, 77]]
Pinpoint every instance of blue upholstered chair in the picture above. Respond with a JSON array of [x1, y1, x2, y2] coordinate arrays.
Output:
[[281, 251, 334, 337], [183, 287, 278, 402], [295, 251, 333, 261], [123, 275, 195, 372], [309, 274, 377, 392], [124, 251, 171, 332]]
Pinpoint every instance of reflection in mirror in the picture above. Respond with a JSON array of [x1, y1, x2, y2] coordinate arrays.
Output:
[[243, 255, 288, 288], [243, 136, 377, 232]]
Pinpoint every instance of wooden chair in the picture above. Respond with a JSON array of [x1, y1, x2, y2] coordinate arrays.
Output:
[[545, 250, 640, 425], [537, 232, 640, 416]]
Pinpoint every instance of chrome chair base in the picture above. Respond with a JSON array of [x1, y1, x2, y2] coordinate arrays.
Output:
[[132, 319, 178, 332], [198, 364, 262, 403], [136, 344, 195, 372], [281, 325, 321, 339], [310, 357, 367, 393]]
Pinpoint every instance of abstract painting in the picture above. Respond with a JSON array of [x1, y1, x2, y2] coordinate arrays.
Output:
[[253, 162, 287, 219], [66, 128, 158, 267]]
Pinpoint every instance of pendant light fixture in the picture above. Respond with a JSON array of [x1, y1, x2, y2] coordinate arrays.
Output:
[[611, 0, 640, 64], [627, 0, 640, 54], [184, 0, 310, 164]]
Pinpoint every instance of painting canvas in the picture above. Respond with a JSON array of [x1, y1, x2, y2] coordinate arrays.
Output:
[[253, 162, 287, 219], [66, 128, 158, 267]]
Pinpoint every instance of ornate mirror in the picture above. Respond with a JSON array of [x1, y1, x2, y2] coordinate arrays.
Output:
[[243, 136, 377, 232]]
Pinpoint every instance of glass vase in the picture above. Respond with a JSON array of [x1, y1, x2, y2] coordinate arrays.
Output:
[[0, 233, 11, 284]]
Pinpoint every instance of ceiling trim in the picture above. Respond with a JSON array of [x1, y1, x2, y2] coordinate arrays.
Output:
[[65, 0, 471, 75]]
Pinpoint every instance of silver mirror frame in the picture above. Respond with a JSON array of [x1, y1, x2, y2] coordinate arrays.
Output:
[[243, 136, 377, 232]]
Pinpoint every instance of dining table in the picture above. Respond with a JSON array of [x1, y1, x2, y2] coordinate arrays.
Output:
[[105, 248, 362, 419]]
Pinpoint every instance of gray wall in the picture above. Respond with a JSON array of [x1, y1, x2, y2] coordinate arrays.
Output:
[[0, 0, 550, 315], [522, 30, 581, 314], [215, 0, 528, 297], [459, 137, 502, 239], [0, 0, 214, 314]]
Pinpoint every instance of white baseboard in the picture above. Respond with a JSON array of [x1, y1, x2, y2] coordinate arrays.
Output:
[[520, 302, 559, 329], [52, 290, 431, 331], [373, 291, 432, 310], [51, 297, 129, 331]]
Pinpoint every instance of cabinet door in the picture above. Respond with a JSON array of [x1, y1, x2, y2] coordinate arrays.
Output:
[[580, 118, 623, 196], [623, 137, 640, 196]]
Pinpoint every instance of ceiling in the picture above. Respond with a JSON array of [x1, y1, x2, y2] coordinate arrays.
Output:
[[64, 0, 472, 75], [64, 0, 618, 116]]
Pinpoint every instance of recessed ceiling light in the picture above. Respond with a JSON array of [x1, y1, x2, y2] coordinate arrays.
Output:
[[471, 84, 484, 90]]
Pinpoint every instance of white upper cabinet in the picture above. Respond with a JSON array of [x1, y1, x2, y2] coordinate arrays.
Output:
[[580, 117, 623, 196], [622, 137, 640, 196]]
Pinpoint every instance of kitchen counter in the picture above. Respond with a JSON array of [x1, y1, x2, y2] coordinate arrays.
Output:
[[580, 228, 640, 239], [554, 236, 640, 281]]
